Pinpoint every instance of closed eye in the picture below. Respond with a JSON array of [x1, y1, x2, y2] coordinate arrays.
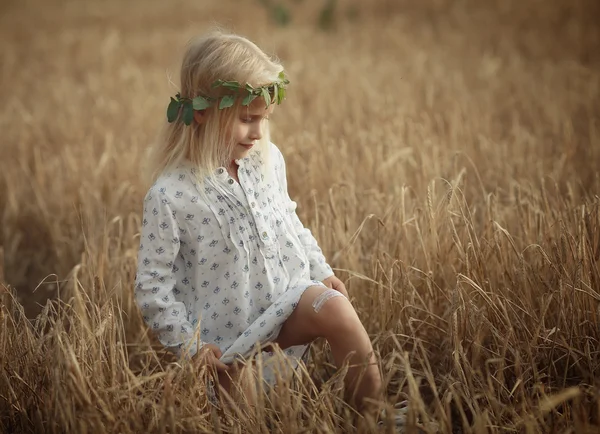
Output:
[[240, 116, 269, 124]]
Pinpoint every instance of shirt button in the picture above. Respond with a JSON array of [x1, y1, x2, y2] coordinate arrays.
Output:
[[262, 231, 269, 239], [217, 168, 224, 174], [228, 179, 234, 185]]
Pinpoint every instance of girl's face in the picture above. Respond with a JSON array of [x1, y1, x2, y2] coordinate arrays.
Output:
[[229, 98, 273, 162]]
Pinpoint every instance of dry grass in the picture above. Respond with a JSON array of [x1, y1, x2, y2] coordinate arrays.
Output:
[[1, 0, 600, 432]]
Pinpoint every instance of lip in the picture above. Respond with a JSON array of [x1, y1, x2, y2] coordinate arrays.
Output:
[[239, 143, 254, 149]]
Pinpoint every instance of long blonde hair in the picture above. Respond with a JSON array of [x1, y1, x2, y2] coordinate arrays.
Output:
[[145, 30, 284, 185]]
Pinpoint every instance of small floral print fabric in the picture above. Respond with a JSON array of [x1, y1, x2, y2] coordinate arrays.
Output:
[[135, 142, 333, 383]]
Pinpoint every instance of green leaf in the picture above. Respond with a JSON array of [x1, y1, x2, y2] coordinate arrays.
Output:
[[242, 92, 258, 106], [245, 83, 254, 92], [182, 101, 194, 125], [167, 97, 180, 123], [221, 81, 241, 90], [278, 71, 289, 85], [211, 79, 224, 88], [272, 83, 279, 104], [219, 95, 236, 109], [261, 87, 271, 108], [277, 85, 285, 104], [192, 96, 211, 110]]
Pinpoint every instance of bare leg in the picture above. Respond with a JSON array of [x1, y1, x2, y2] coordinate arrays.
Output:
[[273, 285, 383, 410], [217, 360, 259, 411]]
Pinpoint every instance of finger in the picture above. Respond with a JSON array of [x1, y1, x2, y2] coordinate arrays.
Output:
[[206, 352, 229, 370], [197, 345, 213, 357], [214, 359, 230, 372], [336, 284, 349, 298]]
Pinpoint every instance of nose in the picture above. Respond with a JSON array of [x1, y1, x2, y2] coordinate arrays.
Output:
[[248, 121, 263, 140]]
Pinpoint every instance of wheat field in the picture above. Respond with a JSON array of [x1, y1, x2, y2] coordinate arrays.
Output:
[[1, 0, 599, 432]]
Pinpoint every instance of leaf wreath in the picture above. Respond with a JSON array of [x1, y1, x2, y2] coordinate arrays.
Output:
[[167, 71, 290, 125]]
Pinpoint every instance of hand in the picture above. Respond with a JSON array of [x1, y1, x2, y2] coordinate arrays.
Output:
[[193, 343, 229, 372], [322, 275, 349, 299]]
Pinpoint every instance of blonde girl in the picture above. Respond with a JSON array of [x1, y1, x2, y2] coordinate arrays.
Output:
[[134, 30, 412, 431]]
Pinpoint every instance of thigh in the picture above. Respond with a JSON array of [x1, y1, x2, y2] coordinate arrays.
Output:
[[273, 285, 351, 349]]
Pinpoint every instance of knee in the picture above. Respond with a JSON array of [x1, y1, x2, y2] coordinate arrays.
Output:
[[313, 289, 358, 333]]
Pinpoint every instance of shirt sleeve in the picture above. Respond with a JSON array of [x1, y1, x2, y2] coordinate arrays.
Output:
[[272, 144, 334, 281], [134, 189, 200, 359]]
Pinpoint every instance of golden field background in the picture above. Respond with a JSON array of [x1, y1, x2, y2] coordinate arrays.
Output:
[[1, 0, 599, 432]]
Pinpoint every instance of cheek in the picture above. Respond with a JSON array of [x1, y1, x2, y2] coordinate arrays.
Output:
[[234, 124, 248, 141]]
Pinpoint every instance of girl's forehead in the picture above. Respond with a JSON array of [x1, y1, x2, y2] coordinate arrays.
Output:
[[243, 99, 275, 115]]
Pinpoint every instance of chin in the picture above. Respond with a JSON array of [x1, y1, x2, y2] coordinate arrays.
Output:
[[233, 149, 251, 161]]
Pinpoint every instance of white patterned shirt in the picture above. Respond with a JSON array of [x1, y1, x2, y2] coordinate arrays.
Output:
[[134, 142, 333, 364]]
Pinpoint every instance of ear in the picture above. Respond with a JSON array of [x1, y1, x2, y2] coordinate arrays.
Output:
[[193, 110, 207, 124]]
